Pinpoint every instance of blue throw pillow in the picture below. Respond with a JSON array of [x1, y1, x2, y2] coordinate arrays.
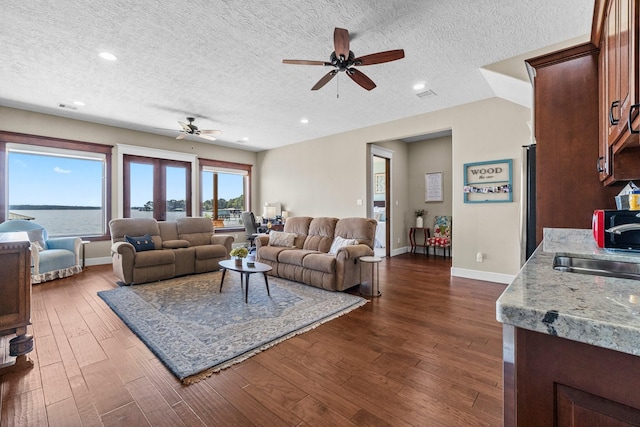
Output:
[[124, 234, 155, 252]]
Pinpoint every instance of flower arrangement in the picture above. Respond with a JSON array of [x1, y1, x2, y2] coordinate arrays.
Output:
[[230, 247, 249, 258], [415, 209, 425, 217]]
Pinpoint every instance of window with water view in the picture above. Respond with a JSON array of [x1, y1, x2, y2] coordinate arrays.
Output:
[[7, 147, 107, 237]]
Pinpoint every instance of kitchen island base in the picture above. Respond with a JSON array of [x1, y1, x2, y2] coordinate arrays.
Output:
[[504, 326, 640, 426]]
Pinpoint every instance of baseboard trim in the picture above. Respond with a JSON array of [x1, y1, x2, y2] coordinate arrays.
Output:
[[85, 256, 112, 267], [450, 267, 514, 285]]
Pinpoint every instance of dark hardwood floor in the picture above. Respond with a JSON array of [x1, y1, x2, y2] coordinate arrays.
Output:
[[0, 253, 506, 426]]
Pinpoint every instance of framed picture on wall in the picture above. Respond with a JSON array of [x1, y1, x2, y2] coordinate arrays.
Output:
[[425, 172, 443, 202], [463, 159, 512, 203], [375, 173, 385, 193]]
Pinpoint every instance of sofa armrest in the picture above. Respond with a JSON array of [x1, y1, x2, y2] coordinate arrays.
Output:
[[112, 241, 135, 258], [255, 235, 269, 249], [47, 236, 80, 253], [47, 237, 82, 265], [335, 243, 374, 261], [212, 235, 234, 254]]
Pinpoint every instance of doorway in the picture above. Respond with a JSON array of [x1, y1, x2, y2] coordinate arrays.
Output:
[[369, 145, 392, 258]]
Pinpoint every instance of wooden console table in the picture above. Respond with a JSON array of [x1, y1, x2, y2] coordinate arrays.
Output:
[[0, 232, 34, 374], [409, 227, 430, 255]]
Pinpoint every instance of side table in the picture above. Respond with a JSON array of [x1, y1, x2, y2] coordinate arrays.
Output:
[[409, 227, 430, 255], [81, 240, 90, 268], [359, 256, 382, 298]]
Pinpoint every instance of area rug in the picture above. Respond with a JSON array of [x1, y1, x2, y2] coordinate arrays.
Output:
[[97, 271, 367, 384]]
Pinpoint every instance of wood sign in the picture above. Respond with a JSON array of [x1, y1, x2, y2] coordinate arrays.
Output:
[[463, 159, 512, 203]]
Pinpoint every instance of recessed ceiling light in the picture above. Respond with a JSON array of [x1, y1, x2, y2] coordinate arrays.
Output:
[[300, 118, 309, 124], [242, 137, 249, 141], [73, 101, 85, 106], [413, 83, 426, 90], [99, 52, 117, 61]]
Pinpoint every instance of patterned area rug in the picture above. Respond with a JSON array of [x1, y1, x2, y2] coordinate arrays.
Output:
[[98, 271, 367, 384]]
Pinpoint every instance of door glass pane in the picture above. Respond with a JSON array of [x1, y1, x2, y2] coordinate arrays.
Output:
[[218, 173, 244, 227], [129, 162, 154, 218], [166, 166, 187, 220], [201, 170, 214, 218]]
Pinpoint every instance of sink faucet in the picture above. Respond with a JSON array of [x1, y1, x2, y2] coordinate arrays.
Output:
[[606, 223, 640, 234]]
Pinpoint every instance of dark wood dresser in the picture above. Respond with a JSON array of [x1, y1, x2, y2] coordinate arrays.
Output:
[[0, 231, 34, 373]]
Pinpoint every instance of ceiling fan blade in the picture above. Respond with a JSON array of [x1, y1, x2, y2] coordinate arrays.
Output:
[[355, 49, 405, 66], [347, 68, 376, 91], [176, 133, 187, 140], [334, 27, 350, 59], [311, 70, 338, 90], [197, 134, 218, 141], [178, 121, 191, 132], [283, 59, 330, 66], [200, 129, 222, 135]]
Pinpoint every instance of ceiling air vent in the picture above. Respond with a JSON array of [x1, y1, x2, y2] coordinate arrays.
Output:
[[416, 89, 436, 99], [58, 103, 78, 110]]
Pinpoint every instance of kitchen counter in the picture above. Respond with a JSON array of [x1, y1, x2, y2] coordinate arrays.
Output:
[[496, 228, 640, 356]]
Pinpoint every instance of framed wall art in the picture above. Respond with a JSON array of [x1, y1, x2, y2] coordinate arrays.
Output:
[[374, 173, 385, 194], [425, 172, 443, 202], [463, 159, 512, 203]]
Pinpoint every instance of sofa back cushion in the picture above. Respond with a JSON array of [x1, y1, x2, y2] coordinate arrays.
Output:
[[109, 218, 162, 249], [303, 217, 338, 253], [335, 217, 377, 249], [176, 217, 214, 246], [158, 221, 179, 241], [283, 216, 313, 248]]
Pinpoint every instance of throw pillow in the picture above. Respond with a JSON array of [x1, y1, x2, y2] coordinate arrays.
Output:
[[328, 236, 358, 254], [31, 241, 45, 252], [268, 231, 296, 247], [27, 228, 47, 250], [125, 234, 155, 252], [162, 239, 191, 249]]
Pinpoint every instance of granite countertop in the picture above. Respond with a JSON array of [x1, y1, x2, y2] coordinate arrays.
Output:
[[496, 228, 640, 356]]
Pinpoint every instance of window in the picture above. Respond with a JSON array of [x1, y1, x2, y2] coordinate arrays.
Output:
[[123, 155, 192, 220], [0, 131, 112, 239], [200, 159, 251, 228]]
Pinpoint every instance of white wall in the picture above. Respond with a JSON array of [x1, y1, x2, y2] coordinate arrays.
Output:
[[258, 97, 530, 282]]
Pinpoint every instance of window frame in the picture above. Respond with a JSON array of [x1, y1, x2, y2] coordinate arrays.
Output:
[[0, 131, 113, 241], [123, 154, 192, 220], [199, 158, 252, 230]]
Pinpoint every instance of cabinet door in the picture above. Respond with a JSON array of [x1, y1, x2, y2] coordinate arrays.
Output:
[[557, 384, 640, 426]]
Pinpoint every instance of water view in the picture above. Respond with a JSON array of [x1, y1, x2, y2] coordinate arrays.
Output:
[[11, 209, 242, 237]]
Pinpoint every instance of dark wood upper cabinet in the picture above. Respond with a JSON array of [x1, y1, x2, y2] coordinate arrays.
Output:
[[596, 0, 640, 184]]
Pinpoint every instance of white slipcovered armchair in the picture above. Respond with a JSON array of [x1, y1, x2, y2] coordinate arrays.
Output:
[[0, 220, 82, 283]]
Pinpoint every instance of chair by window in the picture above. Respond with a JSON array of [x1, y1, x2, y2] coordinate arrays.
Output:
[[241, 212, 261, 252], [427, 216, 451, 258], [0, 220, 82, 283]]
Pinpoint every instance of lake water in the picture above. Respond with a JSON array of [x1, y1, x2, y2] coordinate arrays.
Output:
[[10, 210, 240, 237]]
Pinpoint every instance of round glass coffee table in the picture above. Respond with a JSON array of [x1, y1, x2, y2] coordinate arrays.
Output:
[[219, 259, 272, 303]]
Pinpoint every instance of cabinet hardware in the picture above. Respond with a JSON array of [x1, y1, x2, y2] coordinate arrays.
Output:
[[629, 104, 640, 134], [609, 100, 620, 125], [597, 156, 606, 173]]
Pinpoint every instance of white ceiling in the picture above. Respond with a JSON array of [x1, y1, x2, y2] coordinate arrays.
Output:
[[1, 1, 594, 152]]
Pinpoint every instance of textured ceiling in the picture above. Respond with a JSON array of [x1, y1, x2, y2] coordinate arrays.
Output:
[[1, 0, 594, 151]]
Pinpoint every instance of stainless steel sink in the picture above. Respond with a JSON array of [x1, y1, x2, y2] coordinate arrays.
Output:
[[553, 255, 640, 280]]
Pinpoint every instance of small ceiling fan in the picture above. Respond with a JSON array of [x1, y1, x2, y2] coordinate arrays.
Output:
[[176, 117, 221, 141], [283, 27, 405, 91]]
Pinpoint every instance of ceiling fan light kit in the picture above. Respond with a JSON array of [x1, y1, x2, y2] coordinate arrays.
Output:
[[283, 27, 405, 91], [175, 117, 221, 141]]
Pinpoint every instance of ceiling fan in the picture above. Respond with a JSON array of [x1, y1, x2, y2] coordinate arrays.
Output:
[[283, 27, 405, 91], [176, 117, 221, 141]]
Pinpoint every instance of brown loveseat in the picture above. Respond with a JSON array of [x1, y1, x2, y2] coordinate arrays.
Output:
[[255, 216, 377, 291], [109, 217, 233, 285]]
